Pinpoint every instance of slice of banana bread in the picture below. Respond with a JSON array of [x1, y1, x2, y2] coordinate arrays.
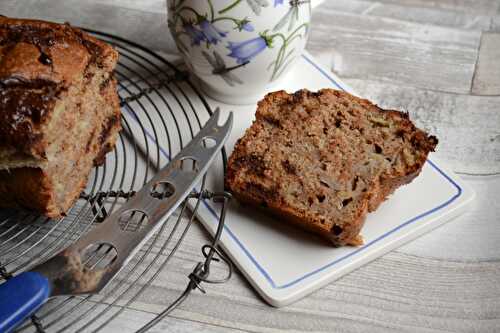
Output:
[[225, 89, 438, 246], [0, 17, 121, 218]]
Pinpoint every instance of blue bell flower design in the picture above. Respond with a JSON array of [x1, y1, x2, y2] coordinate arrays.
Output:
[[199, 20, 227, 45], [236, 18, 255, 32], [227, 34, 271, 64], [183, 22, 206, 45], [242, 21, 254, 32]]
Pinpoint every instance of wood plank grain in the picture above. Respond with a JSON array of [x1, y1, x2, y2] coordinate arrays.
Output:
[[340, 78, 500, 174], [366, 3, 492, 31], [101, 307, 250, 333], [472, 32, 500, 95], [360, 0, 500, 15], [24, 299, 250, 332], [325, 0, 492, 31], [308, 3, 481, 94], [72, 242, 500, 332], [491, 16, 500, 31], [90, 0, 166, 14], [398, 175, 500, 260]]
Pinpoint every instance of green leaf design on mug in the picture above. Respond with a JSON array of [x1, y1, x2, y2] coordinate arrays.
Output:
[[268, 23, 308, 81]]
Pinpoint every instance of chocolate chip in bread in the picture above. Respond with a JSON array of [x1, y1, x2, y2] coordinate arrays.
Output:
[[225, 89, 438, 246], [0, 17, 122, 218]]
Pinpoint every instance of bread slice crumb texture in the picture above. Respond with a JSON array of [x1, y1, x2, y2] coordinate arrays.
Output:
[[225, 89, 438, 246]]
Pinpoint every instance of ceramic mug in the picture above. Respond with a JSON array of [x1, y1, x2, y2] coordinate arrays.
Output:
[[167, 0, 311, 104]]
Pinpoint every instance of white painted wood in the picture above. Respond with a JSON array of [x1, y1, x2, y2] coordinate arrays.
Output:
[[472, 32, 500, 95], [308, 3, 481, 94], [492, 16, 500, 31], [324, 0, 493, 31], [90, 0, 166, 14], [1, 0, 499, 332], [46, 249, 500, 333], [398, 174, 500, 260], [360, 0, 500, 15]]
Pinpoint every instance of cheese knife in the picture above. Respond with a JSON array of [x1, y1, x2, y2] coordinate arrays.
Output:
[[0, 109, 233, 333]]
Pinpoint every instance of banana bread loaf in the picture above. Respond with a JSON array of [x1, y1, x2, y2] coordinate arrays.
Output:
[[0, 17, 121, 218], [225, 89, 438, 246]]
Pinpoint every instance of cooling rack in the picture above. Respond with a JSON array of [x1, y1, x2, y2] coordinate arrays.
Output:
[[0, 30, 232, 332]]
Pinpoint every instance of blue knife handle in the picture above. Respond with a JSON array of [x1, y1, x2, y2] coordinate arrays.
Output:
[[0, 272, 50, 333]]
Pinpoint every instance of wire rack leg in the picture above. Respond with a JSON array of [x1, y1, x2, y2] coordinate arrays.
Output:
[[136, 191, 233, 333]]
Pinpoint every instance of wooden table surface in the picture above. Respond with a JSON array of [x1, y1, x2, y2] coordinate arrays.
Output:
[[2, 1, 499, 332]]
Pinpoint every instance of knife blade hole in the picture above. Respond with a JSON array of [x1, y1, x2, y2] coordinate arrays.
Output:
[[150, 181, 175, 200], [82, 242, 118, 270], [201, 137, 217, 148], [119, 209, 149, 232], [179, 157, 198, 172]]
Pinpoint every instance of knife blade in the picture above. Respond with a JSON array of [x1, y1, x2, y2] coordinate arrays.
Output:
[[0, 108, 233, 333]]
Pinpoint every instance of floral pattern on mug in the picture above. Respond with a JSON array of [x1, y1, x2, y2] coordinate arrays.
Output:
[[183, 21, 206, 46], [219, 0, 270, 16], [266, 23, 309, 80], [227, 33, 271, 64], [168, 0, 310, 86], [236, 18, 255, 31], [199, 20, 228, 45], [202, 50, 245, 86], [274, 0, 310, 31]]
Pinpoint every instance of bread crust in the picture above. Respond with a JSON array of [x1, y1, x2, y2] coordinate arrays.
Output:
[[0, 17, 121, 218], [0, 167, 56, 216], [0, 122, 119, 218], [0, 16, 118, 156], [226, 89, 437, 246]]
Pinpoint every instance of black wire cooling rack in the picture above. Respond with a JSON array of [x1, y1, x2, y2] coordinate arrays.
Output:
[[0, 30, 233, 332]]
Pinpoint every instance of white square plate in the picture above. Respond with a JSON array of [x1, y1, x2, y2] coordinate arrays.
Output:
[[121, 51, 475, 307]]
